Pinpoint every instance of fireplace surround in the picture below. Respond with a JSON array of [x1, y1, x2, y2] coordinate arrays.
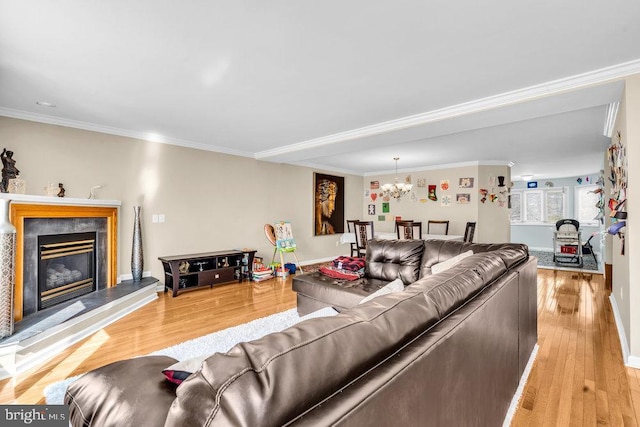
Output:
[[5, 195, 119, 321]]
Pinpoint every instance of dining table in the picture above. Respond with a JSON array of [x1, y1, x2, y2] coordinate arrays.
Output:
[[339, 232, 463, 245]]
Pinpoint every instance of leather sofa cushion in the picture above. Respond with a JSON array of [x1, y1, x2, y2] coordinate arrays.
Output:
[[165, 290, 440, 426], [293, 271, 391, 310], [408, 252, 507, 318], [420, 240, 528, 276], [65, 355, 178, 427], [365, 239, 424, 284]]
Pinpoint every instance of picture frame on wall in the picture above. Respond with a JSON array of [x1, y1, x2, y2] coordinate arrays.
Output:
[[314, 173, 345, 235], [459, 177, 474, 188], [456, 193, 471, 204]]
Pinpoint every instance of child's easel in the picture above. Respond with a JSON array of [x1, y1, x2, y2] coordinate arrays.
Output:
[[273, 221, 303, 275]]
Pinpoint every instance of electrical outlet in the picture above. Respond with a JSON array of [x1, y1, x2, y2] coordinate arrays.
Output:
[[159, 214, 165, 223], [152, 214, 158, 223]]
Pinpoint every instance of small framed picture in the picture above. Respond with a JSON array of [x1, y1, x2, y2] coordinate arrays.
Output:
[[527, 181, 538, 188], [368, 204, 376, 215], [382, 202, 390, 213], [459, 177, 474, 188], [456, 193, 471, 204]]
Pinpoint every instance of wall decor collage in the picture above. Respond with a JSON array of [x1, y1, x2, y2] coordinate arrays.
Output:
[[478, 175, 509, 207], [364, 173, 509, 222]]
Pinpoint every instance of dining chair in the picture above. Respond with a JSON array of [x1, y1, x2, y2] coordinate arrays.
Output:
[[354, 220, 374, 257], [346, 219, 358, 257], [396, 220, 422, 239], [427, 220, 450, 235], [394, 219, 413, 233], [463, 222, 476, 243]]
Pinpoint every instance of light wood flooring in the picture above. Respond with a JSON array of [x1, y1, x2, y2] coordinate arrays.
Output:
[[0, 269, 638, 426], [513, 269, 639, 426]]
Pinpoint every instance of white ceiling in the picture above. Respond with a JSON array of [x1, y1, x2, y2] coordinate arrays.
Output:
[[1, 0, 639, 179]]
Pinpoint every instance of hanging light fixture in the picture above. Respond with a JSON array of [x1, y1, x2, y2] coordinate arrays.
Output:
[[381, 157, 413, 200]]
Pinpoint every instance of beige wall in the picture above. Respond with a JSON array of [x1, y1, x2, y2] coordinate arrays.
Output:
[[478, 165, 511, 243], [0, 117, 363, 282], [362, 164, 511, 242], [610, 74, 640, 361], [624, 75, 640, 358], [611, 88, 630, 349]]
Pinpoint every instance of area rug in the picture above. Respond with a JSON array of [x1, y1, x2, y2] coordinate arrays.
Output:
[[43, 307, 335, 404], [529, 249, 600, 272]]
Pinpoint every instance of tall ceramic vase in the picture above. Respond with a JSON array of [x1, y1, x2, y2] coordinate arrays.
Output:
[[131, 206, 143, 282], [0, 199, 16, 338]]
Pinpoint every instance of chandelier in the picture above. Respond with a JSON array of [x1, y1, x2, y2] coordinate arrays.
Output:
[[381, 157, 412, 200]]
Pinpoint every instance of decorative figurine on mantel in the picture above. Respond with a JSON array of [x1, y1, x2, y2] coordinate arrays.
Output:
[[1, 148, 20, 193], [57, 183, 65, 198], [45, 183, 58, 197]]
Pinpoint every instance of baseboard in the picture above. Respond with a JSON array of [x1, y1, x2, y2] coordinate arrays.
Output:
[[607, 294, 640, 368], [529, 247, 553, 252], [118, 270, 152, 283], [503, 344, 539, 427]]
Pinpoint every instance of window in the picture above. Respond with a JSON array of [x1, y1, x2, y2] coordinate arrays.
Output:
[[575, 185, 600, 226], [511, 188, 567, 224], [510, 193, 522, 222]]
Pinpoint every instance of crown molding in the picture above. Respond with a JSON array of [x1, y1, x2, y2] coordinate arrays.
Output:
[[603, 101, 620, 138], [0, 107, 255, 158], [363, 160, 513, 177], [289, 161, 362, 176], [256, 59, 640, 159]]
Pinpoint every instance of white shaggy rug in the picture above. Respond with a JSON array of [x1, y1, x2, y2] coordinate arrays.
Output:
[[43, 307, 336, 404]]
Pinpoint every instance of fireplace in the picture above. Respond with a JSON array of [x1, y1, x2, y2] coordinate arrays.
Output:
[[38, 232, 97, 310], [4, 199, 119, 322]]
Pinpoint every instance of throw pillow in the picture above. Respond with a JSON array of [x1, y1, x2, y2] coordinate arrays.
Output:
[[163, 355, 207, 385], [431, 250, 474, 274], [359, 278, 405, 304]]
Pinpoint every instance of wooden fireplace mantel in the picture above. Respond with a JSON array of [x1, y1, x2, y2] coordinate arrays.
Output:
[[2, 194, 121, 321]]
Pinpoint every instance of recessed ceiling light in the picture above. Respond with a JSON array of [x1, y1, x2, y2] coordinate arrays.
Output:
[[36, 101, 56, 108]]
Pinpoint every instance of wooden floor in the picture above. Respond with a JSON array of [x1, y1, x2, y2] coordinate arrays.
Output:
[[0, 278, 297, 404], [513, 269, 639, 426], [0, 269, 638, 426]]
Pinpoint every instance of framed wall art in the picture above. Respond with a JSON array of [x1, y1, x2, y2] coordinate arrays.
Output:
[[314, 173, 345, 235], [459, 177, 474, 188], [456, 193, 471, 204]]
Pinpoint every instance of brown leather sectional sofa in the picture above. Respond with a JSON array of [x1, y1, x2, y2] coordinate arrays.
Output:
[[65, 239, 537, 426]]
